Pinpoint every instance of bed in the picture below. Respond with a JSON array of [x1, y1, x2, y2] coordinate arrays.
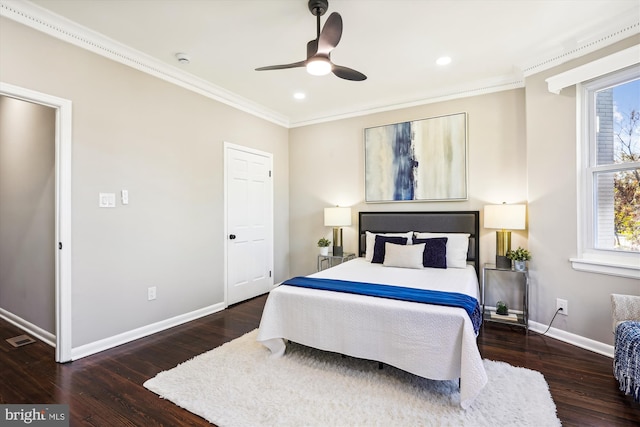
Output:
[[257, 211, 487, 409]]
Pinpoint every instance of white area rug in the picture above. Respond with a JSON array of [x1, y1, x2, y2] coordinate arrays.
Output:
[[144, 330, 561, 427]]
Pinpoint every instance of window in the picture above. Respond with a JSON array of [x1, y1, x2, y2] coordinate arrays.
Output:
[[592, 76, 639, 251], [574, 66, 640, 278]]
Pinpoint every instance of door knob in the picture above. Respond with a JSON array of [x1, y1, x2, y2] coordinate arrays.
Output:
[[229, 234, 236, 240]]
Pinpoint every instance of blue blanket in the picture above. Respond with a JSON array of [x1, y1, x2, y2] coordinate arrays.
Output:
[[282, 276, 482, 334], [614, 321, 640, 402]]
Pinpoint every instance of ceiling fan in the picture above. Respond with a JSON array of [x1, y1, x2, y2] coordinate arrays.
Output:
[[255, 0, 367, 81]]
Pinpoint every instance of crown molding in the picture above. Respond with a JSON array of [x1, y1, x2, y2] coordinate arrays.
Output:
[[290, 77, 524, 128], [2, 0, 638, 128], [520, 11, 640, 78], [0, 0, 290, 128]]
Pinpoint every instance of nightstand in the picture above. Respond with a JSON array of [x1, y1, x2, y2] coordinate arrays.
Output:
[[481, 263, 529, 331], [317, 252, 356, 271]]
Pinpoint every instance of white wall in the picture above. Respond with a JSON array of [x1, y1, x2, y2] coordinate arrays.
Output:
[[0, 96, 56, 333], [289, 89, 528, 276], [525, 35, 640, 346], [2, 10, 636, 356], [0, 17, 290, 349], [289, 35, 639, 348]]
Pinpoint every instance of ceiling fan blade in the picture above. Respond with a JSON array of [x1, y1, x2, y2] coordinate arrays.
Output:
[[332, 64, 367, 81], [306, 39, 318, 59], [255, 60, 307, 71], [317, 12, 342, 55], [255, 6, 364, 82]]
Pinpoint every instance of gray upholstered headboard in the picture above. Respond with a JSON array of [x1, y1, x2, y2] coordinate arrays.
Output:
[[358, 211, 480, 279]]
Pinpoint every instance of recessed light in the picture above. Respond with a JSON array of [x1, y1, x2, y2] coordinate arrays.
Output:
[[293, 92, 306, 100], [436, 56, 452, 66]]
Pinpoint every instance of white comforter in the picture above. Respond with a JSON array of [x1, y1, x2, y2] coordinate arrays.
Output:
[[256, 258, 488, 409]]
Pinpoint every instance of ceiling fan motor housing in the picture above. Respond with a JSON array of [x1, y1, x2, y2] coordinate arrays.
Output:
[[308, 0, 329, 16]]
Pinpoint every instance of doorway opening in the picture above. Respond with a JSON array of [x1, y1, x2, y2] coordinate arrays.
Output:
[[0, 82, 72, 362]]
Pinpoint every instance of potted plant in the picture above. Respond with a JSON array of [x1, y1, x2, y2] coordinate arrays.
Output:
[[506, 247, 531, 271], [317, 237, 331, 256], [496, 300, 509, 315]]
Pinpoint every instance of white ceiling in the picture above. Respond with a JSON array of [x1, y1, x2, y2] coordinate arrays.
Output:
[[20, 0, 640, 126]]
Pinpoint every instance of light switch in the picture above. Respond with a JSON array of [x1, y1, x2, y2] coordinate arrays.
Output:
[[121, 190, 129, 205], [99, 193, 116, 208]]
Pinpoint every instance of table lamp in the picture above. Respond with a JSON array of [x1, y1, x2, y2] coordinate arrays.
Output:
[[484, 203, 526, 269], [324, 207, 352, 257]]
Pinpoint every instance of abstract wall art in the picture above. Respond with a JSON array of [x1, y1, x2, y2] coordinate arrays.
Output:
[[364, 112, 468, 202]]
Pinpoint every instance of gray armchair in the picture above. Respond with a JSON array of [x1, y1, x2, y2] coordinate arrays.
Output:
[[611, 293, 640, 402]]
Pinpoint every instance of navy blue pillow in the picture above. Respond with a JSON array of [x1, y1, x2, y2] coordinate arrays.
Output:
[[412, 237, 448, 268], [372, 235, 408, 264]]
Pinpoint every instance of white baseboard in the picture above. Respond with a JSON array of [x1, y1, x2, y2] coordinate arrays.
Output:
[[0, 307, 56, 347], [528, 320, 614, 358], [3, 300, 613, 361], [71, 302, 226, 360]]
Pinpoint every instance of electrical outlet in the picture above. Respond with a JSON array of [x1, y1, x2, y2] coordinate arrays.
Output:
[[148, 286, 157, 301], [556, 298, 568, 316]]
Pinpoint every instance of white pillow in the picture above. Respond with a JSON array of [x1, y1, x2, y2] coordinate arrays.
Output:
[[365, 231, 413, 261], [383, 242, 425, 269], [414, 232, 470, 268]]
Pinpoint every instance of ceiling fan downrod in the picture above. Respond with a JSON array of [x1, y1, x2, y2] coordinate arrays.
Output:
[[309, 0, 328, 38]]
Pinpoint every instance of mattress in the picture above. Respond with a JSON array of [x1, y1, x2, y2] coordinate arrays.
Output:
[[256, 258, 487, 409]]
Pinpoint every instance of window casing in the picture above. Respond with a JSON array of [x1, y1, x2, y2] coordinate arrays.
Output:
[[573, 66, 640, 278]]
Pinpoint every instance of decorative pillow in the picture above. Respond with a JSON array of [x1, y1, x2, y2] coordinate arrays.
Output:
[[383, 242, 425, 269], [414, 232, 470, 268], [371, 235, 408, 264], [365, 231, 413, 261], [412, 237, 448, 269]]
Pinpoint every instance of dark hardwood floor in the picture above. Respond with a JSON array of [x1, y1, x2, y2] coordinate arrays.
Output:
[[1, 294, 638, 426]]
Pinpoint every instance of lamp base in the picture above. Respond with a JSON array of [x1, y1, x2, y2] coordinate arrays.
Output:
[[495, 230, 512, 269], [332, 227, 343, 256], [496, 255, 511, 269]]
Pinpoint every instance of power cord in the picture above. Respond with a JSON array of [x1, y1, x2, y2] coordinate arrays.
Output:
[[532, 307, 563, 336]]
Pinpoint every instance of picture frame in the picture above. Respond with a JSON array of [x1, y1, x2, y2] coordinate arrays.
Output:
[[364, 112, 468, 202]]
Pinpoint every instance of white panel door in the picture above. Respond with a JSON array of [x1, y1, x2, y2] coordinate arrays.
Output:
[[225, 143, 273, 305]]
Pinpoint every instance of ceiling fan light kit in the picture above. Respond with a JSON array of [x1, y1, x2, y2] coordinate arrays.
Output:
[[306, 56, 332, 76], [256, 0, 366, 81]]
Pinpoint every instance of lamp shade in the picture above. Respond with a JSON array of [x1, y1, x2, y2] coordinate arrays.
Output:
[[324, 207, 352, 227], [484, 204, 526, 230]]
